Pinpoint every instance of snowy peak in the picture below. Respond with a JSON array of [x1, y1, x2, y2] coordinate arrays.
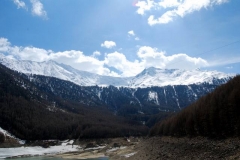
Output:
[[0, 54, 130, 87], [0, 54, 235, 88], [131, 67, 233, 87], [136, 67, 176, 77]]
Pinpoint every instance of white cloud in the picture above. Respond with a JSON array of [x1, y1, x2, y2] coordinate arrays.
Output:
[[128, 30, 135, 36], [92, 51, 101, 57], [30, 0, 47, 18], [104, 46, 208, 76], [0, 37, 213, 77], [51, 50, 113, 76], [104, 52, 142, 77], [136, 0, 155, 15], [128, 30, 140, 41], [148, 10, 177, 25], [158, 0, 181, 8], [10, 46, 51, 62], [0, 38, 10, 52], [13, 0, 27, 9], [101, 41, 116, 49], [136, 46, 208, 69], [135, 37, 140, 41], [136, 0, 229, 25], [0, 37, 118, 77]]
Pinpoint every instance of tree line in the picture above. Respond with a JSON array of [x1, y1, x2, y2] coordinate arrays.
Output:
[[150, 75, 240, 138]]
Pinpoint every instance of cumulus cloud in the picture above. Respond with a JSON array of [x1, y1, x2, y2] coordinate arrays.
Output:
[[0, 38, 117, 76], [51, 50, 112, 76], [136, 0, 229, 25], [104, 52, 142, 77], [128, 30, 135, 36], [102, 46, 208, 76], [128, 30, 140, 41], [135, 0, 155, 15], [136, 46, 208, 69], [1, 37, 212, 77], [92, 51, 101, 57], [148, 11, 175, 25], [11, 0, 48, 18], [0, 38, 10, 52], [30, 0, 47, 18], [13, 0, 27, 9], [158, 0, 180, 8], [101, 41, 116, 49]]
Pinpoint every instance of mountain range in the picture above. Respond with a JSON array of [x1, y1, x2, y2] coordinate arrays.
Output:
[[0, 53, 234, 88], [0, 63, 148, 140], [0, 53, 237, 140], [0, 53, 235, 117]]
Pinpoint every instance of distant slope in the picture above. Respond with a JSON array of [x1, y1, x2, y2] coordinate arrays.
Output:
[[150, 75, 240, 138], [0, 54, 233, 88], [29, 74, 221, 114], [0, 63, 148, 140], [130, 67, 233, 87]]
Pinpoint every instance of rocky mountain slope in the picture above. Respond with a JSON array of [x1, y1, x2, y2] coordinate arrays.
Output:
[[29, 74, 220, 114], [0, 63, 148, 140], [0, 53, 234, 116]]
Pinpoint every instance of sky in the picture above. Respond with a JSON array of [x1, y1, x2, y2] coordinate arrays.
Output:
[[0, 0, 240, 77]]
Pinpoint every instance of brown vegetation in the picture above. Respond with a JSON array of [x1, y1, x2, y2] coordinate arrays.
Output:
[[150, 75, 240, 138], [0, 64, 148, 140]]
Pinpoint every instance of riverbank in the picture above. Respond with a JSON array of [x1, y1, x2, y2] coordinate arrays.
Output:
[[55, 137, 139, 159], [56, 137, 240, 160], [0, 140, 79, 159], [2, 136, 240, 159]]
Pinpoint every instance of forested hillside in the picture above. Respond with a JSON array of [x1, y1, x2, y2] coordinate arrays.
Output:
[[0, 64, 148, 141], [150, 75, 240, 138]]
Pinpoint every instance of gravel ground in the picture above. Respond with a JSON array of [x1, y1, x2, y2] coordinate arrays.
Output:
[[3, 136, 240, 159], [128, 136, 240, 160]]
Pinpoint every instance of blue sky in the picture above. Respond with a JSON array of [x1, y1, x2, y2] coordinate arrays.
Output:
[[0, 0, 240, 77]]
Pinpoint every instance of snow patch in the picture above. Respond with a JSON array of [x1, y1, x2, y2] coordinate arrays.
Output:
[[84, 145, 106, 151], [0, 127, 25, 144], [124, 152, 137, 158], [148, 91, 159, 105], [0, 145, 79, 159], [172, 86, 180, 109], [163, 88, 168, 104]]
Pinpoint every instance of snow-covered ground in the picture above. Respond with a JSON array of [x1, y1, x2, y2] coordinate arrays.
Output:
[[124, 152, 137, 158], [0, 140, 79, 159], [0, 127, 25, 144], [0, 127, 79, 159]]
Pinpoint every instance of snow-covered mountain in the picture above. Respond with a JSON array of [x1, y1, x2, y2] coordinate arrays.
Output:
[[0, 54, 129, 87], [0, 54, 234, 88], [129, 67, 233, 87]]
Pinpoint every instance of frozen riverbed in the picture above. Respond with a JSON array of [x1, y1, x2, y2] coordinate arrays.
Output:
[[0, 140, 79, 159], [0, 156, 108, 160]]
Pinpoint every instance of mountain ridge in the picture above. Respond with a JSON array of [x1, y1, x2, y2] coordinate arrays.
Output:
[[0, 53, 234, 88]]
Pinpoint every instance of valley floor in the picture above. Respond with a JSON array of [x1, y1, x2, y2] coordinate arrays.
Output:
[[56, 136, 240, 160], [1, 136, 240, 159], [130, 136, 240, 160]]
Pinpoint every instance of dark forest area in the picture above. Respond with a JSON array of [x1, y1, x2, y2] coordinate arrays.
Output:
[[0, 64, 148, 141], [150, 75, 240, 138]]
